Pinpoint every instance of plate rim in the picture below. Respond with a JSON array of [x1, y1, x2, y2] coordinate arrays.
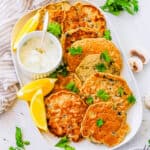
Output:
[[10, 0, 143, 150]]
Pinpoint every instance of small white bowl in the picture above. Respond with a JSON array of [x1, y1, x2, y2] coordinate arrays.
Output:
[[16, 31, 62, 79]]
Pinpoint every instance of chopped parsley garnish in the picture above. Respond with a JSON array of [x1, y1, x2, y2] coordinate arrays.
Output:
[[55, 136, 75, 150], [101, 0, 139, 16], [148, 139, 150, 146], [64, 145, 75, 150], [103, 29, 112, 40], [95, 63, 107, 72], [47, 22, 62, 37], [16, 127, 24, 148], [100, 50, 111, 63], [9, 127, 30, 150], [65, 82, 79, 93], [96, 119, 104, 127], [96, 89, 110, 101], [118, 87, 124, 97], [23, 141, 30, 145], [49, 64, 68, 78], [55, 136, 68, 148], [9, 147, 16, 150], [127, 94, 136, 104], [86, 96, 94, 105], [69, 46, 83, 56]]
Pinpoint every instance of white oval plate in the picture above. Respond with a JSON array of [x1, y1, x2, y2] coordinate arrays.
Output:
[[11, 1, 143, 150]]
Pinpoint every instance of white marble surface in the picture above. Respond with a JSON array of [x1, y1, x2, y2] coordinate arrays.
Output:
[[0, 0, 150, 150]]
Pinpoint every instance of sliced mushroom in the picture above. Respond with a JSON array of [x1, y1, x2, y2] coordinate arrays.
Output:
[[130, 49, 150, 64], [128, 56, 143, 72]]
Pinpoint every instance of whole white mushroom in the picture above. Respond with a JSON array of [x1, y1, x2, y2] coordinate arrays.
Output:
[[130, 48, 150, 65], [128, 56, 143, 72]]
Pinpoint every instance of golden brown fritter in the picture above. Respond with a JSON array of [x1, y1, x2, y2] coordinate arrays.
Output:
[[45, 90, 87, 142], [67, 38, 122, 72], [81, 73, 135, 111], [37, 1, 71, 30], [52, 73, 82, 93], [46, 1, 70, 23], [62, 2, 106, 35], [37, 1, 106, 36], [62, 5, 79, 33], [61, 27, 99, 61], [76, 54, 121, 82], [81, 102, 129, 147], [75, 2, 106, 36]]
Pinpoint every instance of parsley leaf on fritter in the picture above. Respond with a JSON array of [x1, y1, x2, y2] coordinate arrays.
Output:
[[95, 63, 107, 72], [96, 89, 110, 101], [47, 22, 62, 37], [65, 82, 79, 93], [86, 96, 94, 105], [96, 119, 104, 127], [100, 50, 111, 63], [127, 94, 136, 104], [118, 87, 124, 97], [103, 29, 112, 40], [69, 46, 83, 56]]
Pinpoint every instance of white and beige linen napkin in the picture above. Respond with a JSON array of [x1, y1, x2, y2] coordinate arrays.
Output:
[[0, 0, 53, 114]]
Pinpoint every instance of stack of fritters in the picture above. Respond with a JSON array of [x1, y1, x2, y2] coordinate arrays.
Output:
[[81, 73, 133, 111], [67, 38, 122, 74], [61, 28, 99, 61], [43, 1, 136, 147]]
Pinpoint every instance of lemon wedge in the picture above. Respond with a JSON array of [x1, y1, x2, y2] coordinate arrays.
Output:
[[17, 78, 57, 101], [30, 89, 47, 131], [13, 12, 41, 51]]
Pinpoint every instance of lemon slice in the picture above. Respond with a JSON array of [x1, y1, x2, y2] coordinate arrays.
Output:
[[30, 89, 47, 131], [13, 12, 41, 51], [17, 78, 57, 101]]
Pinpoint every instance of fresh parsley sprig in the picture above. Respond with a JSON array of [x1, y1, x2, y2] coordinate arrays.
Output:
[[9, 127, 30, 150], [148, 139, 150, 146], [96, 119, 104, 127], [65, 82, 79, 93], [95, 63, 107, 72], [86, 96, 94, 105], [101, 0, 139, 16], [127, 94, 136, 104], [96, 89, 110, 101], [103, 29, 112, 40], [69, 46, 83, 56], [49, 64, 68, 78], [100, 50, 111, 63], [55, 136, 75, 150], [47, 22, 62, 37], [118, 87, 124, 97]]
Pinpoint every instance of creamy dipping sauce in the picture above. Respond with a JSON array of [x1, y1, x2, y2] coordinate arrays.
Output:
[[20, 36, 60, 73]]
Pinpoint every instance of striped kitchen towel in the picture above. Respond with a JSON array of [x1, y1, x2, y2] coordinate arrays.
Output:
[[0, 0, 52, 114]]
